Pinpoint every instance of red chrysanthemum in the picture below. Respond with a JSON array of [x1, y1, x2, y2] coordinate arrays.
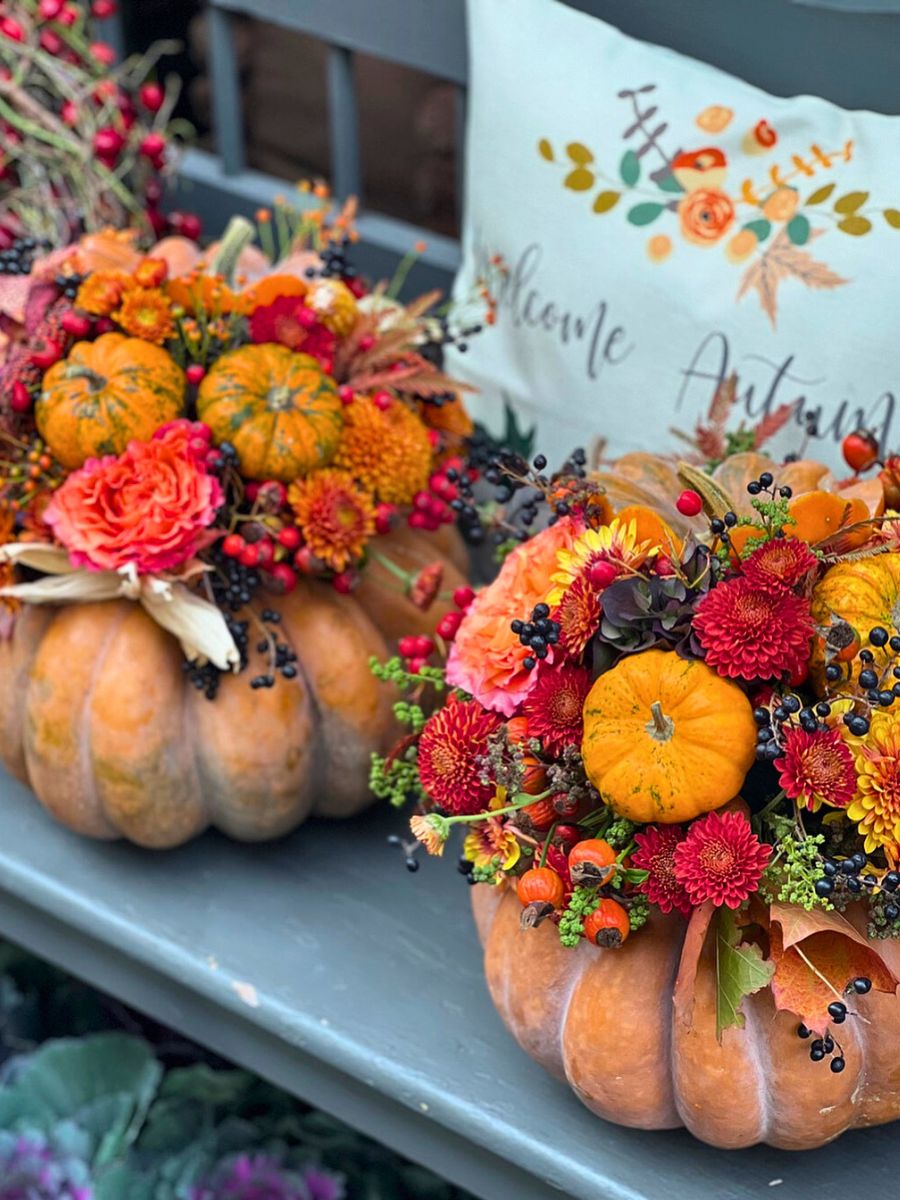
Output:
[[742, 538, 817, 591], [673, 810, 772, 909], [522, 663, 591, 756], [775, 726, 856, 811], [693, 576, 814, 681], [417, 695, 501, 815], [631, 825, 692, 916], [249, 295, 337, 366], [553, 573, 601, 658]]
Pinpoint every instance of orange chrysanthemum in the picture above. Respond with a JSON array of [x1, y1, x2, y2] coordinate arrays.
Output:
[[113, 287, 175, 344], [553, 572, 601, 658], [848, 711, 900, 852], [75, 270, 130, 316], [332, 397, 432, 505], [288, 469, 376, 572]]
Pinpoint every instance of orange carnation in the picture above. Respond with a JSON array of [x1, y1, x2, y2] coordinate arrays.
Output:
[[114, 287, 175, 344], [678, 188, 735, 246], [445, 517, 581, 716]]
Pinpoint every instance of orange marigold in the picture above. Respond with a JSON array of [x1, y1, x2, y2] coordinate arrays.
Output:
[[75, 270, 130, 316], [332, 396, 432, 505], [288, 469, 376, 572], [113, 287, 176, 344]]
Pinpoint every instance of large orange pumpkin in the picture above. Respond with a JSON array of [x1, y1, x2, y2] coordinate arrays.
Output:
[[581, 649, 756, 823], [472, 884, 900, 1149], [0, 528, 468, 848], [197, 345, 344, 482], [36, 334, 185, 469]]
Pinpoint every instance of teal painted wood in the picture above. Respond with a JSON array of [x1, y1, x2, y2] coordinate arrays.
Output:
[[2, 768, 900, 1197]]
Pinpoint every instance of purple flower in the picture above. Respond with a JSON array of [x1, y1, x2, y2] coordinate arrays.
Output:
[[191, 1154, 344, 1200], [0, 1131, 93, 1200]]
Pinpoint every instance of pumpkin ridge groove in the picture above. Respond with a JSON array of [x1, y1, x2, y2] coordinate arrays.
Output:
[[78, 603, 131, 837]]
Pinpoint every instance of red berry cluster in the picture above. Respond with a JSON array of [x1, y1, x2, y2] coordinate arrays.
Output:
[[435, 585, 476, 642], [409, 455, 476, 533], [397, 635, 436, 676]]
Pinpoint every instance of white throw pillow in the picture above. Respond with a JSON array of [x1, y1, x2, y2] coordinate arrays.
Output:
[[448, 0, 900, 470]]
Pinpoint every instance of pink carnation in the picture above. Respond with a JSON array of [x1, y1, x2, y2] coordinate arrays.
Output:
[[44, 423, 222, 574]]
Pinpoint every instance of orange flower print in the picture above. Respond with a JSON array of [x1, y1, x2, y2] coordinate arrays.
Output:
[[726, 228, 757, 263], [678, 188, 736, 246], [671, 147, 727, 192], [762, 186, 800, 223], [695, 105, 733, 134], [647, 234, 672, 263]]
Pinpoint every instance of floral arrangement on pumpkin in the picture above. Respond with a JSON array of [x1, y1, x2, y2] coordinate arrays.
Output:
[[373, 419, 900, 1071], [0, 190, 488, 696], [0, 0, 195, 247]]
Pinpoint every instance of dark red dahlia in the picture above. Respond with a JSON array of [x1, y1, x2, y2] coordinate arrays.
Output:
[[775, 726, 856, 811], [417, 695, 501, 815], [693, 576, 814, 681], [522, 663, 590, 755], [742, 538, 817, 591], [673, 810, 771, 909], [631, 825, 691, 916], [249, 296, 337, 365]]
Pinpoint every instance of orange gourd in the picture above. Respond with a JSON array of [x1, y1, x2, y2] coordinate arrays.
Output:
[[810, 556, 900, 693], [36, 334, 185, 469], [581, 649, 756, 823], [0, 529, 467, 848], [583, 897, 630, 947], [197, 345, 344, 482], [786, 490, 874, 549], [472, 885, 900, 1149]]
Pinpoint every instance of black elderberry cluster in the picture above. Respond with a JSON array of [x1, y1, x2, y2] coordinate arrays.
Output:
[[796, 979, 871, 1072], [310, 237, 357, 282], [0, 236, 51, 276], [710, 472, 793, 547], [753, 693, 828, 763], [206, 439, 240, 475], [386, 832, 421, 873], [446, 461, 483, 545], [182, 615, 249, 701], [813, 852, 880, 901], [511, 602, 560, 671], [250, 609, 299, 690], [54, 270, 85, 301]]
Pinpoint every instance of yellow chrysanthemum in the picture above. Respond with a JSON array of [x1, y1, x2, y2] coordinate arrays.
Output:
[[305, 278, 358, 336], [288, 468, 376, 572], [547, 517, 658, 605], [848, 710, 900, 852], [463, 817, 521, 872], [332, 396, 432, 505], [113, 287, 176, 344]]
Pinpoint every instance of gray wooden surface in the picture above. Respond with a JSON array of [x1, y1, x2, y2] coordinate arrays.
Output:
[[0, 768, 899, 1199]]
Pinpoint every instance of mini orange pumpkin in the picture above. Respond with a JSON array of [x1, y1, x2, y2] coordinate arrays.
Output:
[[197, 344, 344, 482], [36, 334, 185, 469], [581, 649, 756, 823]]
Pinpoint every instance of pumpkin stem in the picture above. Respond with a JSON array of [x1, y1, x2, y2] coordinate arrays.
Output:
[[210, 215, 256, 284], [646, 700, 674, 742]]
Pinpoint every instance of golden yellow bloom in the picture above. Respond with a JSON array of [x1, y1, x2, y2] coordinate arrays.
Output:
[[305, 278, 358, 336], [547, 517, 658, 605], [113, 287, 176, 344], [332, 397, 432, 506], [463, 817, 521, 872], [848, 710, 900, 852]]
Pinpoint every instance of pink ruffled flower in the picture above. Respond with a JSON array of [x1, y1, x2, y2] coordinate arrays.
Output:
[[44, 422, 223, 574], [445, 517, 581, 716]]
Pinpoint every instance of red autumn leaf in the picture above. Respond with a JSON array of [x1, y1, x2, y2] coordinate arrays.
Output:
[[768, 902, 898, 1034]]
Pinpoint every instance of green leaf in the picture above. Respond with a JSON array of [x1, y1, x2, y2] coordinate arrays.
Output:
[[564, 167, 594, 191], [657, 172, 684, 193], [884, 208, 900, 229], [715, 907, 774, 1039], [834, 190, 869, 213], [786, 213, 811, 245], [537, 138, 554, 162], [592, 190, 620, 214], [837, 215, 872, 236], [806, 182, 836, 205], [742, 218, 772, 243], [619, 149, 640, 187], [626, 202, 665, 226]]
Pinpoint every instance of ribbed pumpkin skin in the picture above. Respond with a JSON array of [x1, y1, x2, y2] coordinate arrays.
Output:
[[581, 650, 757, 824], [0, 529, 469, 848], [197, 345, 343, 482], [810, 556, 900, 693], [472, 885, 900, 1149], [37, 334, 186, 469]]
